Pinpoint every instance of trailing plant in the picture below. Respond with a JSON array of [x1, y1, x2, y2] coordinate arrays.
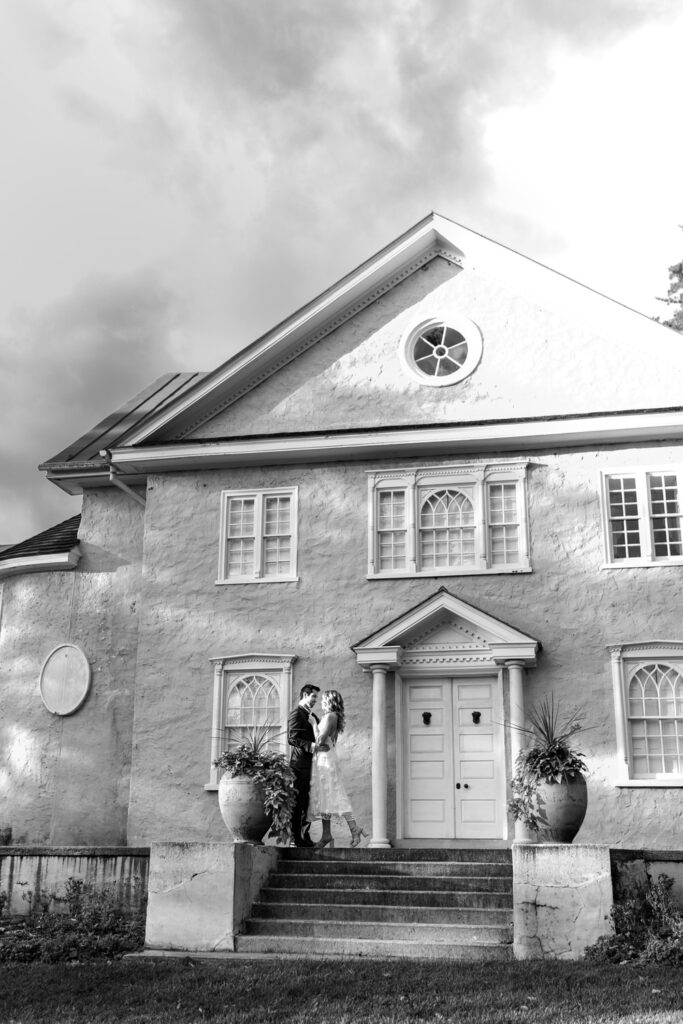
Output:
[[508, 695, 588, 832], [585, 873, 683, 964], [0, 878, 145, 963], [214, 723, 297, 845]]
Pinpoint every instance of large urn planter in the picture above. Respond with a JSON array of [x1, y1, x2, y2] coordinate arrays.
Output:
[[218, 775, 272, 843], [508, 695, 590, 844], [534, 774, 588, 843], [213, 729, 297, 846]]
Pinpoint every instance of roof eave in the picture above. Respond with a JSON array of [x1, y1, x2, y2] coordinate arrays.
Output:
[[0, 548, 81, 580]]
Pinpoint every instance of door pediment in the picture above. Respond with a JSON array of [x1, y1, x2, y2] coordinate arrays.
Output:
[[353, 587, 540, 671]]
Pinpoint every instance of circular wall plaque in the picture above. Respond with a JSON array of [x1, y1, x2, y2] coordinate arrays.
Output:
[[39, 644, 91, 716]]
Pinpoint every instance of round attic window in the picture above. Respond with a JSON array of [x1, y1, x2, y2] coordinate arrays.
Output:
[[39, 644, 91, 716], [399, 315, 483, 387]]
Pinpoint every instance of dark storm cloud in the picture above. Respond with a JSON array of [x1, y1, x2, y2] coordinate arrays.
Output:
[[0, 272, 179, 544]]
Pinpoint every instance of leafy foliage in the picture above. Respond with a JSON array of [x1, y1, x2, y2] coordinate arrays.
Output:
[[214, 723, 297, 844], [508, 695, 587, 831], [585, 873, 683, 965], [658, 241, 683, 333], [0, 878, 144, 963]]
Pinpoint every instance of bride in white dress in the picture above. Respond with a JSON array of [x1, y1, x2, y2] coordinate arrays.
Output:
[[308, 690, 367, 849]]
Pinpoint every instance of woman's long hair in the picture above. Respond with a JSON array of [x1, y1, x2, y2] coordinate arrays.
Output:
[[321, 690, 345, 734]]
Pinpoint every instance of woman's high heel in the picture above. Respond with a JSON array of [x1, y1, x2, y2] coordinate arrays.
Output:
[[314, 836, 334, 851], [349, 825, 368, 848]]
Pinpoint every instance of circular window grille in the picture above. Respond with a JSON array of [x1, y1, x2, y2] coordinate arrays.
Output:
[[399, 315, 483, 387]]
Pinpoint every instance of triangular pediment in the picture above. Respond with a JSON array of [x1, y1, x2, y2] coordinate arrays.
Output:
[[40, 211, 683, 495], [353, 589, 540, 670]]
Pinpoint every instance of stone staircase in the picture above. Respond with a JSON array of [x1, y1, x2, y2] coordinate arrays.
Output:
[[235, 847, 514, 960]]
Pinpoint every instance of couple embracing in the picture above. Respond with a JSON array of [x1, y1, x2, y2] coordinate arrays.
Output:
[[287, 684, 367, 849]]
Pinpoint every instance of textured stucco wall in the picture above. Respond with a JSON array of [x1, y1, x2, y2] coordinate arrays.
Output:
[[185, 257, 683, 440], [0, 489, 143, 845], [126, 442, 683, 848]]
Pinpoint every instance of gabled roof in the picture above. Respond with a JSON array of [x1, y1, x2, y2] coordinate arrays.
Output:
[[96, 211, 671, 447], [38, 211, 683, 494], [0, 515, 81, 579]]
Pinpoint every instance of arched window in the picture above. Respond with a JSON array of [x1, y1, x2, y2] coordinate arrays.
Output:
[[419, 489, 475, 569], [226, 674, 281, 750], [206, 654, 296, 787], [628, 663, 683, 777]]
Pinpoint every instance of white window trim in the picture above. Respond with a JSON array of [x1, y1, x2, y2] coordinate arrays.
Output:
[[205, 653, 296, 789], [600, 467, 683, 568], [366, 460, 531, 579], [216, 486, 299, 584], [609, 641, 683, 787]]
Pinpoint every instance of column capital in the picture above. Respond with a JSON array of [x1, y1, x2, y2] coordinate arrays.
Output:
[[355, 646, 402, 670]]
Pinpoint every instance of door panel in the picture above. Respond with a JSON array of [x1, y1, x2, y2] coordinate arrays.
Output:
[[403, 676, 504, 839]]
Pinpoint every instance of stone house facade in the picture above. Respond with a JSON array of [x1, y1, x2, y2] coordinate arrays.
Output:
[[2, 212, 683, 850]]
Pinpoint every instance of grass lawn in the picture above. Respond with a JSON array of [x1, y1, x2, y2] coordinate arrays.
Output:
[[1, 957, 683, 1024]]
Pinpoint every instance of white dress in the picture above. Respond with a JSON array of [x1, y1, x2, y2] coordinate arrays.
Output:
[[308, 713, 352, 818]]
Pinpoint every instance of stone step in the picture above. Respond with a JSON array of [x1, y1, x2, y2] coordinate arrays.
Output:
[[277, 859, 512, 878], [281, 847, 513, 864], [267, 872, 512, 893], [260, 886, 512, 909], [235, 934, 514, 960], [243, 917, 513, 944], [251, 901, 512, 926]]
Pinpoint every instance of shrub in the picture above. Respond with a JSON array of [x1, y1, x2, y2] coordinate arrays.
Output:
[[0, 877, 145, 963], [585, 873, 683, 965]]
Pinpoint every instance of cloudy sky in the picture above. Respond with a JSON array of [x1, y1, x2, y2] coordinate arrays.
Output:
[[2, 0, 683, 546]]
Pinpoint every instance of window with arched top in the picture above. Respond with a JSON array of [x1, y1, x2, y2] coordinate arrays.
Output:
[[419, 490, 475, 569], [368, 461, 531, 578], [226, 673, 281, 749], [206, 654, 296, 788], [609, 643, 683, 785], [628, 663, 683, 777]]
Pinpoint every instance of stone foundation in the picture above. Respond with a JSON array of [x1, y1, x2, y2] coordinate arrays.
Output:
[[513, 844, 613, 960]]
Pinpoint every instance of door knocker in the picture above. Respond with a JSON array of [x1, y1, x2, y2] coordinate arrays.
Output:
[[422, 711, 432, 725], [471, 711, 482, 725]]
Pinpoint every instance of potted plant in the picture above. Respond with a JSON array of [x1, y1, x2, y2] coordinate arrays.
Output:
[[508, 695, 589, 843], [213, 725, 297, 845]]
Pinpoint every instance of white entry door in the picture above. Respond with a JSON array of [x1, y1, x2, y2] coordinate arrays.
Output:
[[402, 677, 505, 840]]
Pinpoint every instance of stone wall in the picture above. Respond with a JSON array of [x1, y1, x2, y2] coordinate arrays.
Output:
[[0, 489, 143, 845], [0, 847, 149, 917]]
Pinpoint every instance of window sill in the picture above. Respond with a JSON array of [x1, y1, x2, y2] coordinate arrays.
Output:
[[215, 576, 300, 585], [614, 779, 683, 788], [602, 560, 683, 570], [367, 566, 532, 580], [204, 783, 218, 792]]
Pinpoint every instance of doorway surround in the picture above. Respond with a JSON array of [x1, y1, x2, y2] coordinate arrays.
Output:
[[353, 588, 539, 848]]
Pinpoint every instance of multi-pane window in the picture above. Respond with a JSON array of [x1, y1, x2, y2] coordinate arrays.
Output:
[[628, 663, 683, 778], [378, 490, 407, 571], [419, 490, 476, 569], [218, 488, 298, 583], [602, 471, 683, 565], [225, 673, 281, 750], [368, 462, 530, 578], [488, 483, 520, 566], [207, 654, 296, 787]]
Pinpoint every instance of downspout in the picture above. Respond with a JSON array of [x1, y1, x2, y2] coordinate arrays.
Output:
[[99, 449, 147, 507]]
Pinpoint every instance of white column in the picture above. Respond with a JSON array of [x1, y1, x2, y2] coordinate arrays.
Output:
[[507, 660, 529, 843], [369, 664, 391, 849], [208, 660, 225, 787]]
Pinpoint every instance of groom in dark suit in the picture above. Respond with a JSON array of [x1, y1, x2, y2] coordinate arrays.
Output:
[[288, 684, 325, 847]]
